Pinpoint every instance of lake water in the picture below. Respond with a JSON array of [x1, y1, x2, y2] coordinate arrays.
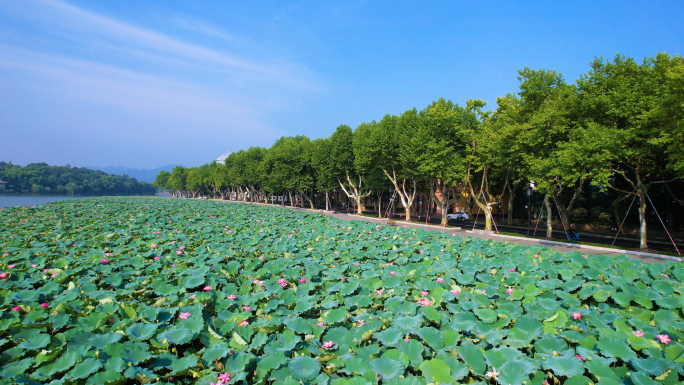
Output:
[[0, 195, 85, 208]]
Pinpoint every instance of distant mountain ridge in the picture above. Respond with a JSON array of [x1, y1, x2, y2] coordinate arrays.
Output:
[[86, 165, 179, 184]]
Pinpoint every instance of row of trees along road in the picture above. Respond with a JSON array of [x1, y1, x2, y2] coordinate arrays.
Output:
[[156, 53, 684, 249]]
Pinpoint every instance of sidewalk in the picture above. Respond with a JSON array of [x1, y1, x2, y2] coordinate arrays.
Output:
[[216, 199, 680, 264]]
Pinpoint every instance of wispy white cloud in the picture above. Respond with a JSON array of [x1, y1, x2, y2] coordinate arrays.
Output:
[[0, 0, 324, 167]]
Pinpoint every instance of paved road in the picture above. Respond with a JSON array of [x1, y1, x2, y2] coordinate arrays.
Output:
[[215, 199, 680, 264]]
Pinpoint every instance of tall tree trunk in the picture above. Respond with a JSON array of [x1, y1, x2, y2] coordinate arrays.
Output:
[[382, 168, 416, 222], [325, 191, 330, 211], [545, 195, 553, 238], [637, 189, 648, 249], [377, 190, 383, 218]]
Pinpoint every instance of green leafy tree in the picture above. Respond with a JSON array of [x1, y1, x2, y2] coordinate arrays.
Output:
[[574, 54, 680, 248], [329, 125, 371, 214], [154, 170, 171, 191]]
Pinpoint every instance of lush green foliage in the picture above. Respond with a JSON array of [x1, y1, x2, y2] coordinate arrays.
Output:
[[1, 197, 683, 384], [0, 162, 156, 196]]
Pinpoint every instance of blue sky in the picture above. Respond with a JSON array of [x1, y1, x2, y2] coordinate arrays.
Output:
[[1, 0, 682, 169]]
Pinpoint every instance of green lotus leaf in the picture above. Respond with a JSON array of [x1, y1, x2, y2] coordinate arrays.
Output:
[[126, 323, 158, 341], [630, 372, 659, 385], [498, 360, 537, 385], [183, 276, 205, 288], [455, 341, 486, 374], [369, 356, 405, 380], [158, 328, 193, 345], [473, 308, 497, 324], [534, 336, 569, 356], [484, 347, 524, 368], [0, 357, 33, 378], [419, 358, 452, 383], [326, 308, 348, 324], [286, 317, 312, 335], [420, 306, 442, 322], [50, 350, 80, 373], [288, 356, 321, 381], [85, 369, 125, 385], [123, 366, 157, 381], [416, 327, 444, 350], [597, 337, 637, 360], [342, 357, 370, 375], [394, 316, 423, 331], [628, 356, 670, 376], [88, 333, 123, 349], [170, 355, 197, 374], [18, 333, 51, 350], [256, 352, 287, 379], [10, 290, 39, 302], [663, 344, 684, 363], [542, 355, 585, 378], [68, 358, 103, 380], [202, 344, 232, 365], [376, 327, 404, 347]]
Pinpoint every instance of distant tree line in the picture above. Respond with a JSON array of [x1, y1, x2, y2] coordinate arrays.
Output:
[[156, 53, 684, 249], [0, 162, 156, 196]]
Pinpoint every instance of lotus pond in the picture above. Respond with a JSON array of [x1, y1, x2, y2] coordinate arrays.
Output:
[[1, 197, 683, 385]]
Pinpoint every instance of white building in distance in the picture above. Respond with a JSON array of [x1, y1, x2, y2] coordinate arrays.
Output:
[[215, 152, 231, 164]]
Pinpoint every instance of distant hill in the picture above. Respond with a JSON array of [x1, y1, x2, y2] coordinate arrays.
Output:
[[87, 165, 179, 183]]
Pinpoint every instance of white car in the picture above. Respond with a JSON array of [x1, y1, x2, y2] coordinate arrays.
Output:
[[446, 211, 469, 222]]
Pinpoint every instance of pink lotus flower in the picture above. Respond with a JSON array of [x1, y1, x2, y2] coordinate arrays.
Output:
[[506, 287, 514, 295], [390, 272, 396, 276], [375, 289, 384, 295], [657, 334, 671, 344], [417, 299, 433, 306], [150, 244, 156, 248], [179, 312, 191, 319], [203, 286, 212, 291], [661, 273, 670, 278], [300, 278, 307, 283], [153, 256, 160, 261], [243, 305, 252, 312], [171, 241, 176, 244], [509, 268, 515, 272], [441, 249, 445, 252], [322, 341, 335, 349], [317, 322, 325, 327], [421, 291, 429, 297], [404, 336, 410, 341], [176, 250, 182, 255], [31, 264, 37, 267], [404, 241, 409, 244], [8, 264, 15, 269], [356, 320, 365, 328], [227, 294, 236, 300], [12, 306, 21, 311], [104, 253, 112, 257], [534, 254, 539, 258], [0, 273, 6, 278], [217, 372, 231, 384], [190, 295, 196, 299], [485, 368, 500, 380], [51, 273, 59, 278], [450, 289, 460, 296], [253, 280, 264, 287], [572, 312, 582, 320], [575, 354, 584, 362], [179, 246, 185, 251], [278, 278, 288, 288], [436, 278, 444, 283], [633, 330, 645, 337], [419, 250, 424, 254], [353, 263, 359, 266], [101, 258, 109, 264], [239, 320, 249, 326]]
